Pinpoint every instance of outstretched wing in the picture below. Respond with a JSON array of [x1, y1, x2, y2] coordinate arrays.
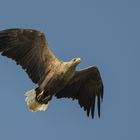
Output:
[[56, 66, 104, 118], [0, 28, 59, 84]]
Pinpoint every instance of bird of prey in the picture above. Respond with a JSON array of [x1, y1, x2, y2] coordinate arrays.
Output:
[[0, 28, 103, 118]]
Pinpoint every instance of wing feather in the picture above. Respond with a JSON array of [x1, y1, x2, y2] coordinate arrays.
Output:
[[0, 28, 59, 84], [56, 66, 104, 118]]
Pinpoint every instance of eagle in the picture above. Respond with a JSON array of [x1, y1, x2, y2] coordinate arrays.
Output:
[[0, 28, 103, 118]]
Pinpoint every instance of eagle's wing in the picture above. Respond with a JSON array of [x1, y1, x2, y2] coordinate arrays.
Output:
[[56, 66, 104, 118], [0, 28, 59, 84]]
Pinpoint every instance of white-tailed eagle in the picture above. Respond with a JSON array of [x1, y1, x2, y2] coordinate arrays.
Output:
[[0, 28, 103, 118]]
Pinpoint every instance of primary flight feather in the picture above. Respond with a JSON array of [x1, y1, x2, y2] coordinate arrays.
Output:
[[0, 28, 103, 118]]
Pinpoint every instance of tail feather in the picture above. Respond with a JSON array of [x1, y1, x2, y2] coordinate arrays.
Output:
[[24, 89, 49, 112]]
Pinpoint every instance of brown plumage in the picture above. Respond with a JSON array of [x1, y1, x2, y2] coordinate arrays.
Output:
[[0, 28, 103, 118]]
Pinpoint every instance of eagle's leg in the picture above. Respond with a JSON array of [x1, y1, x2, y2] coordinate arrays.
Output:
[[35, 87, 52, 104], [35, 90, 43, 102], [24, 88, 49, 112], [41, 95, 52, 104], [36, 93, 52, 104]]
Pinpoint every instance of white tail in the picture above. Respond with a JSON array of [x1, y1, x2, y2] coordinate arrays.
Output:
[[24, 89, 49, 112]]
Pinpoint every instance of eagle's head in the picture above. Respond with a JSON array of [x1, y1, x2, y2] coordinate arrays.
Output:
[[71, 58, 81, 67], [72, 58, 81, 63]]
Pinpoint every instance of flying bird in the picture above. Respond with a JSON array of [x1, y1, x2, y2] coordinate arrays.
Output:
[[0, 28, 103, 118]]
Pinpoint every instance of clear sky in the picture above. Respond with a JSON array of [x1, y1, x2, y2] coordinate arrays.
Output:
[[0, 0, 139, 140]]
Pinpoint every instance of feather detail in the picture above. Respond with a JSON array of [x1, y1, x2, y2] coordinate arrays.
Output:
[[24, 89, 49, 112]]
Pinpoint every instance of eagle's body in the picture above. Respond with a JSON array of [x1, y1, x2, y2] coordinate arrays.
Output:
[[38, 60, 77, 94], [0, 28, 104, 118], [36, 60, 79, 104]]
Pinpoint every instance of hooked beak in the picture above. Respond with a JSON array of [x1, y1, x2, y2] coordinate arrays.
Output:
[[76, 58, 81, 63]]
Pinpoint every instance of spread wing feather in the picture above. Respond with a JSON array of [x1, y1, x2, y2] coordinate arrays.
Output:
[[0, 28, 58, 84], [56, 66, 103, 118]]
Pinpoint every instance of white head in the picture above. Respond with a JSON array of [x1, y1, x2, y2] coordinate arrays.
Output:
[[64, 58, 81, 72], [71, 57, 81, 67]]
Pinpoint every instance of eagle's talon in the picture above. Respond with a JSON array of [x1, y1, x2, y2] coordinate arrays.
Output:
[[36, 92, 44, 103], [41, 95, 51, 104]]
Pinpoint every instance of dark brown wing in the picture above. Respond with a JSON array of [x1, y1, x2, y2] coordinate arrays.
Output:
[[56, 66, 104, 118], [0, 28, 59, 84]]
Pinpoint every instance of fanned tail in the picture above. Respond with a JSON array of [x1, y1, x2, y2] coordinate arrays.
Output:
[[24, 89, 49, 112]]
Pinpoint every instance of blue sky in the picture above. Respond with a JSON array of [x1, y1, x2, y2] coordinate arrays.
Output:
[[0, 0, 140, 140]]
